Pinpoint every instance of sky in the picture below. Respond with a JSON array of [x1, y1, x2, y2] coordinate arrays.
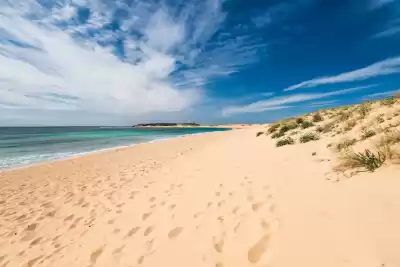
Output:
[[0, 0, 400, 126]]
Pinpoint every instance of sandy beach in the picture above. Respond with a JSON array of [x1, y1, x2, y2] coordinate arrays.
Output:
[[1, 127, 400, 267]]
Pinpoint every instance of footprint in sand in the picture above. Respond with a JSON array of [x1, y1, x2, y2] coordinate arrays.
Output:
[[234, 222, 241, 233], [142, 212, 152, 221], [125, 227, 140, 238], [252, 202, 264, 212], [26, 256, 43, 267], [90, 246, 104, 264], [232, 207, 239, 215], [168, 227, 184, 239], [64, 215, 74, 221], [194, 212, 202, 219], [260, 220, 269, 230], [137, 255, 144, 264], [213, 237, 224, 253], [112, 245, 125, 255], [144, 226, 154, 236], [248, 234, 270, 264]]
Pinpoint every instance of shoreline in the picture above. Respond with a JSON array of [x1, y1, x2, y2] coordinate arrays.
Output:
[[0, 129, 234, 174]]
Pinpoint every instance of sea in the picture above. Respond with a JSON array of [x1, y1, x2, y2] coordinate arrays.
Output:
[[0, 126, 230, 170]]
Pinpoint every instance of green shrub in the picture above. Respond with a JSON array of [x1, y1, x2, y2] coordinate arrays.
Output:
[[301, 121, 314, 129], [256, 131, 264, 137], [299, 133, 320, 143], [361, 130, 376, 140], [276, 137, 295, 147], [295, 117, 304, 124], [321, 122, 335, 133], [279, 123, 298, 134], [338, 149, 386, 172], [271, 132, 284, 139], [380, 96, 397, 106], [312, 113, 324, 122], [267, 123, 280, 134]]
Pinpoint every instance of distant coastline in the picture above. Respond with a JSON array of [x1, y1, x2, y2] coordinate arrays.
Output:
[[133, 122, 200, 127]]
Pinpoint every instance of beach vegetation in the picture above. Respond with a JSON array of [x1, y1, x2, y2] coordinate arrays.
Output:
[[299, 132, 319, 143], [271, 132, 285, 139], [295, 117, 304, 124], [358, 103, 371, 119], [337, 149, 386, 172], [343, 119, 357, 131], [380, 96, 397, 106], [335, 138, 357, 152], [312, 113, 324, 122], [301, 121, 314, 129], [321, 122, 335, 133], [276, 137, 295, 147], [256, 131, 264, 137], [338, 111, 351, 122], [267, 123, 280, 134], [377, 114, 385, 123], [361, 129, 376, 140], [279, 123, 298, 134]]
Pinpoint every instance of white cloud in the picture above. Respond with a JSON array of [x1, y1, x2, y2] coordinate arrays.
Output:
[[363, 88, 400, 99], [284, 57, 400, 91], [222, 85, 375, 116], [307, 100, 338, 107], [0, 0, 264, 125]]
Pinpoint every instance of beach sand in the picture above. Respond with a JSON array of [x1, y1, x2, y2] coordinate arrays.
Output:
[[1, 128, 400, 267]]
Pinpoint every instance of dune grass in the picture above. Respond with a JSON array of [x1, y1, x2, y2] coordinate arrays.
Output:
[[299, 132, 319, 143], [336, 149, 386, 172], [276, 137, 295, 147], [335, 138, 357, 152], [301, 121, 314, 129]]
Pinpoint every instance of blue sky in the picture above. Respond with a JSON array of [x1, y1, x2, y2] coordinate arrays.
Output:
[[0, 0, 400, 125]]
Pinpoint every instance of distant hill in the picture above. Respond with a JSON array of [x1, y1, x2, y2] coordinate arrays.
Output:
[[133, 122, 200, 127]]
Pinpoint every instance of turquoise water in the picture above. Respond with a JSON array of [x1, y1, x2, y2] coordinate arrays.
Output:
[[0, 127, 230, 169]]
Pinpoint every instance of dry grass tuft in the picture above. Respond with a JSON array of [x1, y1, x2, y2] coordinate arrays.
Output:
[[380, 96, 397, 107], [358, 103, 371, 119], [338, 111, 351, 122], [256, 131, 264, 137], [361, 129, 376, 140], [343, 119, 357, 131], [312, 113, 324, 122], [335, 138, 357, 152]]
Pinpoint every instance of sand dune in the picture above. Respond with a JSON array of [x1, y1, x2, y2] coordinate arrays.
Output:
[[1, 126, 400, 267]]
